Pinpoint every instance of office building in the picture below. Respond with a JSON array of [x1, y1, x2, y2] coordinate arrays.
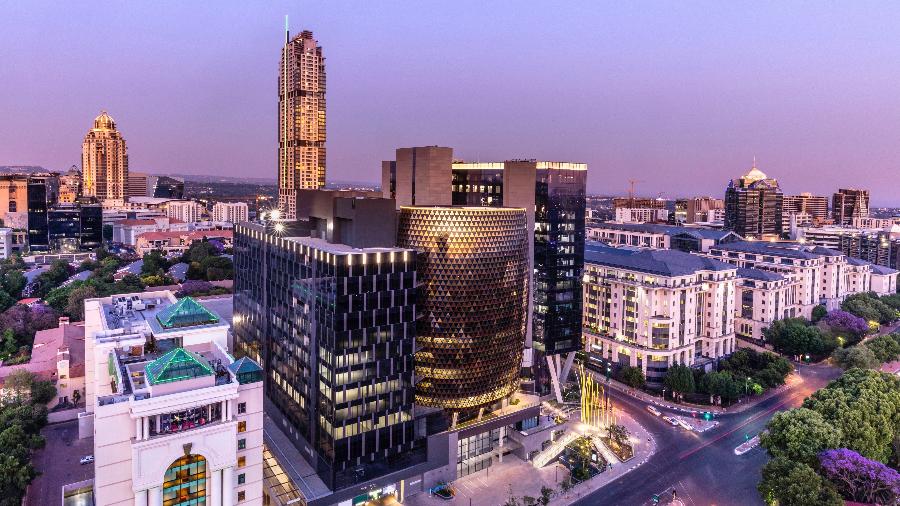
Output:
[[724, 162, 783, 240], [832, 188, 870, 225], [148, 175, 185, 199], [796, 225, 900, 270], [127, 172, 150, 198], [782, 193, 828, 231], [450, 162, 504, 206], [397, 206, 528, 415], [613, 207, 669, 223], [212, 202, 249, 224], [27, 180, 50, 251], [587, 222, 742, 253], [82, 291, 264, 506], [582, 243, 738, 383], [674, 197, 725, 224], [612, 197, 667, 210], [233, 201, 430, 497], [166, 200, 204, 223], [278, 29, 326, 219], [382, 146, 454, 208], [59, 166, 82, 203], [0, 174, 29, 229], [82, 111, 129, 201], [45, 203, 103, 252]]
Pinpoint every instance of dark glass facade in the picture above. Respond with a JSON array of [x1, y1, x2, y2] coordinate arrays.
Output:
[[233, 223, 424, 491], [153, 176, 185, 199], [724, 170, 783, 239], [44, 204, 104, 252], [27, 182, 49, 251], [451, 166, 504, 207]]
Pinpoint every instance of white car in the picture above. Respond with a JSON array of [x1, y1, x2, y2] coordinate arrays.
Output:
[[662, 416, 679, 426], [677, 419, 694, 431], [80, 455, 94, 465], [646, 405, 661, 417]]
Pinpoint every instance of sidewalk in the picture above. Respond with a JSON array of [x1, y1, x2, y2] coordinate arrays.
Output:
[[593, 370, 802, 416], [401, 411, 656, 506]]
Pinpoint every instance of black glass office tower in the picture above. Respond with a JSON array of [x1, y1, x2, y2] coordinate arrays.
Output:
[[233, 222, 425, 490], [451, 164, 504, 207], [27, 182, 49, 251]]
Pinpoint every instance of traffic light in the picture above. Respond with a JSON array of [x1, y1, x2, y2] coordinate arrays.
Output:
[[652, 494, 660, 504], [703, 411, 713, 421]]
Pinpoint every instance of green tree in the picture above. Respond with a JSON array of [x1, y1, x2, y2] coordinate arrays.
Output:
[[842, 293, 897, 324], [802, 369, 900, 463], [0, 329, 17, 360], [664, 364, 695, 399], [44, 283, 76, 313], [183, 240, 219, 264], [832, 346, 880, 370], [617, 366, 645, 389], [761, 408, 842, 465], [0, 452, 36, 506], [200, 255, 233, 281], [538, 486, 553, 506], [65, 285, 98, 321], [0, 289, 14, 313], [866, 333, 900, 363], [811, 304, 828, 323], [141, 250, 170, 276], [29, 380, 56, 405], [758, 457, 842, 506], [0, 270, 25, 299], [763, 318, 825, 357]]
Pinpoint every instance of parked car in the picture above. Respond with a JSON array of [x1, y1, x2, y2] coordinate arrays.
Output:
[[646, 405, 662, 416], [80, 455, 94, 465]]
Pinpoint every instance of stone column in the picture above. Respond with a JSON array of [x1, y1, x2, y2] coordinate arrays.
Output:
[[222, 466, 234, 506], [148, 486, 162, 506], [210, 467, 222, 506], [135, 417, 142, 441], [135, 489, 147, 506]]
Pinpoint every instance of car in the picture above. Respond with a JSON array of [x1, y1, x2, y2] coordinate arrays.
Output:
[[80, 455, 94, 465], [677, 419, 694, 431], [662, 416, 679, 426], [646, 405, 661, 416]]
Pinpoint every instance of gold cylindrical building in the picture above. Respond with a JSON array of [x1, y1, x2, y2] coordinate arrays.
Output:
[[398, 206, 528, 412]]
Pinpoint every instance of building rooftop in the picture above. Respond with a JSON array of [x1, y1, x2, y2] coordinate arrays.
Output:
[[0, 319, 85, 385], [155, 296, 220, 329], [283, 235, 410, 254], [585, 241, 736, 277], [593, 222, 740, 241], [737, 267, 784, 282], [145, 348, 214, 386], [871, 264, 899, 275], [712, 241, 843, 260]]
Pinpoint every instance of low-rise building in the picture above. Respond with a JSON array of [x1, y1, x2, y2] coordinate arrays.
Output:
[[582, 242, 738, 384], [166, 200, 204, 223], [614, 207, 669, 223], [82, 291, 264, 506], [134, 229, 233, 256], [587, 222, 742, 253]]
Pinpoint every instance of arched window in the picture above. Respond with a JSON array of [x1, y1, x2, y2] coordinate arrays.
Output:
[[162, 454, 207, 506]]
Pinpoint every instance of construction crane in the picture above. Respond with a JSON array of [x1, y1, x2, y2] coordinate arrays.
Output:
[[627, 179, 644, 201]]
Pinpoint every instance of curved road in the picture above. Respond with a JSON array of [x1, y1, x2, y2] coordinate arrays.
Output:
[[573, 363, 840, 506]]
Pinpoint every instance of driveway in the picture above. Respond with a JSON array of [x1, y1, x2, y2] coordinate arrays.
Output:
[[27, 420, 94, 506]]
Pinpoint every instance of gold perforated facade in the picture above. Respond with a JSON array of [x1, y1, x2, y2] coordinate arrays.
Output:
[[398, 206, 528, 411]]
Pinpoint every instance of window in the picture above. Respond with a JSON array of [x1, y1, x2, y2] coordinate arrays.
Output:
[[237, 456, 246, 468], [237, 402, 246, 414], [238, 491, 246, 501], [238, 438, 246, 450], [238, 473, 245, 485], [238, 421, 246, 433]]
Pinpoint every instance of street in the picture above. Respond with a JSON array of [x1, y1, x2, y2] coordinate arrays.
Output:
[[573, 362, 841, 506]]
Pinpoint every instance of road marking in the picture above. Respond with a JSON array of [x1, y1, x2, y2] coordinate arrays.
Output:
[[677, 392, 802, 460]]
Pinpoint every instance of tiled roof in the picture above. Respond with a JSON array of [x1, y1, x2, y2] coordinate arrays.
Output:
[[712, 241, 823, 259], [119, 219, 157, 226], [585, 242, 736, 277], [593, 222, 739, 241], [137, 230, 233, 242], [737, 267, 784, 282], [871, 264, 899, 275]]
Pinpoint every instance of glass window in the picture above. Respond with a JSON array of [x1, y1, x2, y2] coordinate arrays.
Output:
[[238, 421, 246, 433], [238, 473, 245, 485], [162, 454, 206, 506], [238, 456, 246, 468], [238, 402, 246, 414], [238, 438, 246, 450]]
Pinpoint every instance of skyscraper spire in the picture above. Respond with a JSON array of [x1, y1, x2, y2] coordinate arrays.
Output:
[[284, 14, 289, 43]]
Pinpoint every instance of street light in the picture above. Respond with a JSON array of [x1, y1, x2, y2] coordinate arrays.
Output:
[[661, 388, 667, 400]]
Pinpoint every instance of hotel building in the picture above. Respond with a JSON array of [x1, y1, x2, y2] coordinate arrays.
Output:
[[82, 291, 264, 506], [582, 242, 738, 383], [587, 222, 742, 253], [82, 111, 128, 201]]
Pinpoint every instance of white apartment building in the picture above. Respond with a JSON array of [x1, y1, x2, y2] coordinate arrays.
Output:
[[166, 200, 204, 223], [0, 227, 12, 259], [212, 202, 249, 224], [614, 207, 669, 224], [582, 243, 738, 384], [587, 223, 742, 253], [82, 291, 263, 506]]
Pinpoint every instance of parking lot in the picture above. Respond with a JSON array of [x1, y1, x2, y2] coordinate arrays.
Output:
[[28, 419, 94, 506]]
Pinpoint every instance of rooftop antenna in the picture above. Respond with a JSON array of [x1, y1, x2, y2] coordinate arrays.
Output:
[[285, 14, 290, 44], [752, 155, 757, 169]]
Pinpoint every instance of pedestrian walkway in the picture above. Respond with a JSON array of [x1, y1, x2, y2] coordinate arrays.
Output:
[[401, 411, 656, 506]]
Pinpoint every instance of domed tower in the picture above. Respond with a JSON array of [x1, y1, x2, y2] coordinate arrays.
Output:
[[82, 110, 128, 201], [724, 159, 784, 240]]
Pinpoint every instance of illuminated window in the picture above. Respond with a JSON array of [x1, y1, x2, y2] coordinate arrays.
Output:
[[238, 491, 246, 501], [162, 454, 206, 506], [238, 456, 246, 468], [238, 421, 246, 433]]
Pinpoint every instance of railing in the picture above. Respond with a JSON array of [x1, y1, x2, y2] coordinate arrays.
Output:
[[532, 430, 579, 468]]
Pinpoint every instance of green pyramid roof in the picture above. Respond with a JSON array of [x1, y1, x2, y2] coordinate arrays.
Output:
[[145, 348, 214, 385], [227, 356, 264, 385], [156, 296, 220, 329]]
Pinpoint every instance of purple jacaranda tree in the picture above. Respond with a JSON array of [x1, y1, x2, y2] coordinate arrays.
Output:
[[824, 310, 869, 336], [176, 280, 215, 297], [0, 303, 60, 340], [819, 448, 900, 505], [207, 239, 225, 255]]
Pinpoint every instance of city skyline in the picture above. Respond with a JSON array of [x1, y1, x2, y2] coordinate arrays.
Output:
[[4, 2, 900, 205]]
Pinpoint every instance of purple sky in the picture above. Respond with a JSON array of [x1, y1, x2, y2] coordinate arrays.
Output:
[[3, 2, 900, 204]]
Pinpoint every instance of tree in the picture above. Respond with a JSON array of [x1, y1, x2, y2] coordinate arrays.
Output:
[[72, 388, 81, 406], [761, 408, 842, 466], [866, 333, 900, 363], [0, 290, 14, 313], [700, 371, 741, 403], [183, 240, 220, 264], [538, 486, 553, 506], [832, 346, 880, 370], [141, 250, 170, 276], [664, 364, 695, 399], [29, 380, 56, 405], [758, 457, 842, 506], [617, 366, 645, 389], [842, 293, 897, 324], [65, 285, 98, 321], [0, 270, 25, 300], [819, 448, 900, 505], [812, 304, 828, 323], [200, 255, 233, 281], [824, 309, 870, 336], [763, 318, 826, 357], [559, 477, 573, 496], [802, 369, 900, 463]]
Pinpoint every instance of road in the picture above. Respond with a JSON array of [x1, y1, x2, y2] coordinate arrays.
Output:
[[573, 362, 841, 506]]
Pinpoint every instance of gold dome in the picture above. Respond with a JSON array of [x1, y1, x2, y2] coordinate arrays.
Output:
[[93, 110, 116, 130]]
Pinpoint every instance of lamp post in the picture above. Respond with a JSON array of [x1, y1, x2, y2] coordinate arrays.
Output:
[[662, 388, 666, 401], [745, 377, 750, 396]]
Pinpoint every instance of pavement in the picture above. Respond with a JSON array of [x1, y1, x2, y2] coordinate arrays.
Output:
[[27, 419, 94, 506], [571, 361, 842, 506], [402, 410, 656, 506]]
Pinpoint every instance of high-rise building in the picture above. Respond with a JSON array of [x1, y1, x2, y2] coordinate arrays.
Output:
[[449, 160, 587, 399], [26, 180, 50, 251], [148, 175, 185, 199], [233, 191, 428, 494], [82, 111, 128, 201], [126, 171, 150, 198], [278, 29, 326, 219], [46, 203, 103, 252], [59, 166, 82, 203], [212, 202, 249, 223], [166, 200, 204, 223], [674, 197, 725, 224], [832, 188, 870, 225], [397, 206, 528, 417], [83, 291, 264, 506], [724, 162, 783, 239], [381, 146, 453, 208], [782, 192, 828, 231]]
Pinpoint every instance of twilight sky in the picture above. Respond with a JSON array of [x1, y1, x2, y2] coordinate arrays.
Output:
[[3, 1, 900, 204]]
